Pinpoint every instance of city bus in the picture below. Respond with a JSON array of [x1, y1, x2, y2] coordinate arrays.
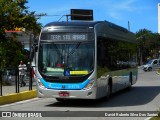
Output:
[[32, 20, 138, 101]]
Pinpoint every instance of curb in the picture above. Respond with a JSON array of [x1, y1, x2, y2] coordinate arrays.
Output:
[[0, 90, 37, 105]]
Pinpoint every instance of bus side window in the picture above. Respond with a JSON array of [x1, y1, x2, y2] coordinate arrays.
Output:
[[98, 39, 106, 67]]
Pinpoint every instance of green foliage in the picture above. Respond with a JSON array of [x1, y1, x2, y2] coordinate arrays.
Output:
[[0, 0, 42, 70], [0, 0, 42, 38], [150, 111, 160, 120], [0, 38, 26, 70], [136, 29, 160, 65]]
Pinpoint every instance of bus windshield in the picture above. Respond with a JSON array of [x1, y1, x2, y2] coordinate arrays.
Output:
[[38, 42, 94, 76]]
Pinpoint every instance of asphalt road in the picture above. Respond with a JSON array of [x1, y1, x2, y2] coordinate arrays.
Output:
[[0, 68, 160, 120]]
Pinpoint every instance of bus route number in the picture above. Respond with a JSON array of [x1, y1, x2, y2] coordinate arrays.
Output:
[[51, 34, 87, 41]]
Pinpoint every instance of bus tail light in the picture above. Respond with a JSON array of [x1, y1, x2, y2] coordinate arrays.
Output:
[[83, 79, 94, 90]]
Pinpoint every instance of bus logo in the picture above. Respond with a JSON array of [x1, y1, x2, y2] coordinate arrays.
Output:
[[62, 85, 65, 89]]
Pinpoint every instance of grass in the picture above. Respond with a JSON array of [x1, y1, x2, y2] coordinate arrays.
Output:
[[150, 117, 160, 120], [150, 113, 160, 120]]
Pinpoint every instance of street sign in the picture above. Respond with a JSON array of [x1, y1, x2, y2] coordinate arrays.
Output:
[[5, 27, 25, 32], [70, 9, 93, 21]]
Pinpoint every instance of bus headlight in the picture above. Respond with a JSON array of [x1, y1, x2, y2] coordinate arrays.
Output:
[[83, 79, 94, 90], [37, 79, 45, 89]]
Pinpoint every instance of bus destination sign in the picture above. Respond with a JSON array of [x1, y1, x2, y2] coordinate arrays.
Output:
[[41, 33, 88, 41], [50, 34, 88, 41]]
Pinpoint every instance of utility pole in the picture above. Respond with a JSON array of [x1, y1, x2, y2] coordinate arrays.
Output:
[[128, 21, 130, 31], [29, 32, 33, 90], [158, 3, 160, 34]]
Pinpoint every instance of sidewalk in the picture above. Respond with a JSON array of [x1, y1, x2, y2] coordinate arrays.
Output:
[[156, 69, 160, 75], [1, 84, 36, 95], [1, 79, 36, 95], [0, 79, 37, 105]]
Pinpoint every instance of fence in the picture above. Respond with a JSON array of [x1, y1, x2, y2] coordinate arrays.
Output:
[[0, 67, 35, 96]]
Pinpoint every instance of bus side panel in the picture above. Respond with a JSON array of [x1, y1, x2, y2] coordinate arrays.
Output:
[[96, 26, 138, 97], [131, 67, 138, 85]]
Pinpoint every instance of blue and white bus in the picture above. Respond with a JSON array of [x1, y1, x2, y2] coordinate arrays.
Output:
[[32, 21, 138, 101]]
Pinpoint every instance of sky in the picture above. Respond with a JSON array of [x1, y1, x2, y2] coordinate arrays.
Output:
[[27, 0, 159, 33]]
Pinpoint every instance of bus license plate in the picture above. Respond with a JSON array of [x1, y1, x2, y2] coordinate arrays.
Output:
[[59, 92, 69, 97]]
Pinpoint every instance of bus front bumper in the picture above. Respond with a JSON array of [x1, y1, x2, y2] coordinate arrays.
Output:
[[37, 86, 97, 99]]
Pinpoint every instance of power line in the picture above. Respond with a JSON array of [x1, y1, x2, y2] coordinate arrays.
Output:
[[35, 13, 63, 17]]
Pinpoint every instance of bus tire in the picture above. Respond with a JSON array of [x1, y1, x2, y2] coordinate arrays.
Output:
[[106, 84, 111, 100], [104, 80, 112, 101], [127, 73, 132, 90]]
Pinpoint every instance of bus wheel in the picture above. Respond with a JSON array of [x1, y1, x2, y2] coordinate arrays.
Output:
[[127, 73, 132, 91], [56, 98, 65, 102]]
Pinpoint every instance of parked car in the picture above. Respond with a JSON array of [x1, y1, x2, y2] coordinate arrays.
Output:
[[142, 59, 160, 71]]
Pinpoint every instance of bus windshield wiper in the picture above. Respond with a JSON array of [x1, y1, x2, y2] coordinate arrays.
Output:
[[68, 42, 81, 56]]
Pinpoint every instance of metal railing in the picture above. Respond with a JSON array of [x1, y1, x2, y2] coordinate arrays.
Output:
[[0, 67, 35, 96]]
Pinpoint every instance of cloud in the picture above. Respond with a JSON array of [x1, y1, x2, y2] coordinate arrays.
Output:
[[106, 0, 137, 20], [115, 0, 136, 11]]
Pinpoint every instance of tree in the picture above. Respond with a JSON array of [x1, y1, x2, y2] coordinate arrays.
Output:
[[0, 0, 41, 39], [0, 0, 42, 71], [136, 29, 160, 65], [0, 38, 24, 70]]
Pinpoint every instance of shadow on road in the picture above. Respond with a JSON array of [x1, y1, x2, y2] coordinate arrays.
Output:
[[46, 86, 160, 108]]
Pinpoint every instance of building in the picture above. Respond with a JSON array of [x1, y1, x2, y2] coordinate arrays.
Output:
[[17, 33, 30, 50], [158, 3, 160, 33], [6, 31, 35, 51], [6, 32, 30, 50]]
